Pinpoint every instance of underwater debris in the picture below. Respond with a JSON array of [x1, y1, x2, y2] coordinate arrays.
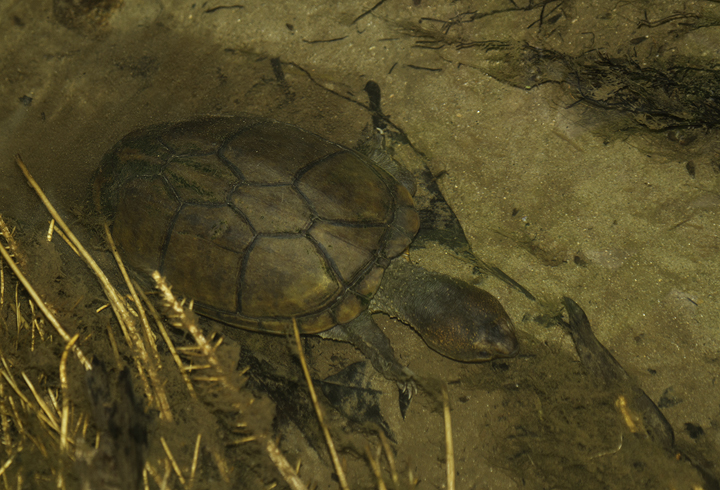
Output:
[[477, 43, 720, 131]]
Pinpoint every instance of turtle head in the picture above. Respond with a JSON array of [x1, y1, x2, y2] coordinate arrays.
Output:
[[375, 261, 519, 362], [414, 279, 519, 362]]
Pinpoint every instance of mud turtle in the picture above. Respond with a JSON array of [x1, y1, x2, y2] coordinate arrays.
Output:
[[94, 115, 518, 383]]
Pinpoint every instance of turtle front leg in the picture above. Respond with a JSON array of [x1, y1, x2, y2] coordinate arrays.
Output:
[[319, 311, 416, 391]]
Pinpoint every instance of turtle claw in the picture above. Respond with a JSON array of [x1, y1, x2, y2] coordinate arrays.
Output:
[[397, 378, 418, 398], [397, 381, 414, 419], [395, 368, 418, 418]]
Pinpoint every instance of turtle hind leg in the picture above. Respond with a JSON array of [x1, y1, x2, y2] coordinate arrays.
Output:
[[319, 311, 416, 391]]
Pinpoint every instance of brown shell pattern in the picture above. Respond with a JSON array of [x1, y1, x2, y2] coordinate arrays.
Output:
[[94, 115, 420, 334]]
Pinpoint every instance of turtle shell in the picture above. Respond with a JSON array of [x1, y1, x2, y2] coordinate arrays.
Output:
[[94, 115, 420, 334]]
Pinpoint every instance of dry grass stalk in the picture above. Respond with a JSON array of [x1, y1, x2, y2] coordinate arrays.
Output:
[[0, 381, 11, 449], [145, 460, 167, 489], [0, 453, 15, 478], [59, 334, 80, 453], [1, 257, 4, 308], [104, 223, 161, 369], [161, 437, 187, 486], [153, 271, 309, 490], [189, 433, 202, 488], [134, 284, 197, 399], [15, 154, 173, 421], [102, 224, 172, 421], [378, 432, 399, 489], [1, 357, 51, 431], [364, 444, 387, 490], [0, 349, 66, 486], [0, 222, 91, 370], [442, 386, 455, 490], [291, 319, 349, 490], [47, 219, 80, 257], [0, 214, 21, 267]]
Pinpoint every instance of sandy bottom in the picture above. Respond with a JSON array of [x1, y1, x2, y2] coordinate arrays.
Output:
[[1, 0, 719, 488]]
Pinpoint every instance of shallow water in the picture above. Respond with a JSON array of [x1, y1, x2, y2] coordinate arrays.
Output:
[[1, 0, 719, 488]]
